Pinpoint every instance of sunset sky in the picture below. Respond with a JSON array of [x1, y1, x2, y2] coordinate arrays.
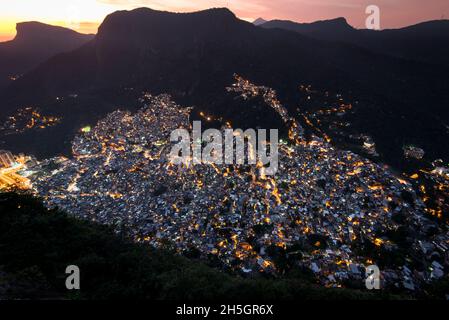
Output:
[[1, 0, 448, 41]]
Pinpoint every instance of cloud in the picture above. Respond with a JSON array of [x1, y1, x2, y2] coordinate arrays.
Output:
[[77, 21, 100, 33]]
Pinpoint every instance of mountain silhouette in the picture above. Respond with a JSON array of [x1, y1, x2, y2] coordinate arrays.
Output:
[[5, 8, 446, 107], [0, 22, 94, 90], [261, 17, 353, 35], [260, 18, 449, 66], [253, 18, 267, 26], [1, 8, 448, 166]]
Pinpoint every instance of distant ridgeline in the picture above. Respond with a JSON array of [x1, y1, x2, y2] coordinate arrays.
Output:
[[0, 22, 93, 91]]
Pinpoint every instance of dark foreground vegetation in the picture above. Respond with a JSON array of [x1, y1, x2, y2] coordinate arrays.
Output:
[[0, 193, 425, 300]]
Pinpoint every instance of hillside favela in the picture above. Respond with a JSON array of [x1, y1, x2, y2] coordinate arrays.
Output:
[[0, 0, 449, 309]]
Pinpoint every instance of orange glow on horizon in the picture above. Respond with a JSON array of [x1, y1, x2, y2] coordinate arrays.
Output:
[[0, 0, 448, 41]]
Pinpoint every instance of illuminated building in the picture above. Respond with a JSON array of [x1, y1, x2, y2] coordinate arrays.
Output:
[[0, 150, 15, 168], [0, 150, 32, 190]]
